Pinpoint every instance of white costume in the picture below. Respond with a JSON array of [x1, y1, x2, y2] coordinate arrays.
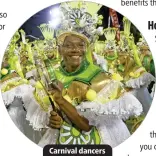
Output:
[[1, 76, 42, 144]]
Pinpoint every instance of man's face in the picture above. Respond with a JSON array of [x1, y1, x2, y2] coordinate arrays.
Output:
[[59, 35, 86, 70], [105, 50, 115, 57]]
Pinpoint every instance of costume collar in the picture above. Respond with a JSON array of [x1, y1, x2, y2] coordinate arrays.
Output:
[[55, 59, 103, 88], [59, 58, 90, 76]]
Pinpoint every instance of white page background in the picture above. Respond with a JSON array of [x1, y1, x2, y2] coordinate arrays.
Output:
[[0, 0, 156, 155]]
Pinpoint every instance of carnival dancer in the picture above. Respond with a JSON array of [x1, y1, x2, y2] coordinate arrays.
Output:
[[94, 17, 155, 114], [0, 32, 42, 144], [23, 2, 143, 148]]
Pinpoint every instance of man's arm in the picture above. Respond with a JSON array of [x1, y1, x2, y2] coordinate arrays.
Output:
[[52, 91, 91, 132]]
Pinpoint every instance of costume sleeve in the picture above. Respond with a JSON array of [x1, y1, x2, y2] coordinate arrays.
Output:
[[24, 85, 52, 131], [125, 72, 156, 88], [1, 77, 32, 106], [1, 77, 51, 130], [76, 80, 143, 124]]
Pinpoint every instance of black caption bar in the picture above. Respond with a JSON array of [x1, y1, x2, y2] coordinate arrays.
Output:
[[43, 145, 112, 156]]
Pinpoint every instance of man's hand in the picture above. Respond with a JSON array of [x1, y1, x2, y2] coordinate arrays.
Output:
[[47, 81, 64, 103], [48, 111, 63, 129]]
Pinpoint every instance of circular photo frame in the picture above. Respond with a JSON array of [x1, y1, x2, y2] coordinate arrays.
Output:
[[0, 1, 155, 148]]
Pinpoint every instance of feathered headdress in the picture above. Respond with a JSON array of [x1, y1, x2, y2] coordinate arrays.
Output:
[[118, 17, 134, 52], [54, 1, 104, 44], [103, 27, 117, 51]]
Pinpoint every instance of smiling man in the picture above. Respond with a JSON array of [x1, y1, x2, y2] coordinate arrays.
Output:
[[59, 35, 86, 73], [24, 2, 144, 148], [31, 30, 144, 147]]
